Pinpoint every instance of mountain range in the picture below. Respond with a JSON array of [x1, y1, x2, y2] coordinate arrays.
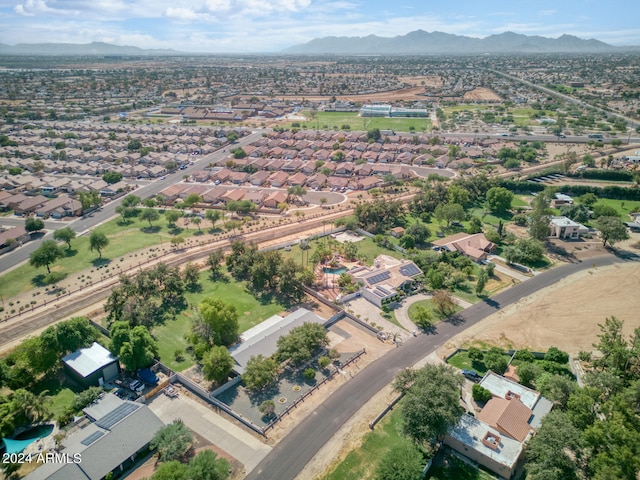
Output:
[[0, 42, 180, 56], [283, 30, 625, 55]]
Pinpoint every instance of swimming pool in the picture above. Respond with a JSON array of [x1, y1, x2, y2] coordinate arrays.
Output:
[[323, 267, 347, 275], [2, 424, 54, 454]]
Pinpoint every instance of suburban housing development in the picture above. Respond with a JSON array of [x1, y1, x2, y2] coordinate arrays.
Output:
[[1, 28, 640, 480]]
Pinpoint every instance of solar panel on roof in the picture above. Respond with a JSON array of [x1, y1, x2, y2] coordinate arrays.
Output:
[[80, 430, 105, 446], [399, 264, 421, 277], [96, 402, 139, 430], [366, 271, 391, 285]]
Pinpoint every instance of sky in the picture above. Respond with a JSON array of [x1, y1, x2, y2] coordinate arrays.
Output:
[[0, 0, 639, 53]]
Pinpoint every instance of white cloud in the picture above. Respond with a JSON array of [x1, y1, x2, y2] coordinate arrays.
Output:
[[165, 7, 201, 22], [540, 9, 556, 16]]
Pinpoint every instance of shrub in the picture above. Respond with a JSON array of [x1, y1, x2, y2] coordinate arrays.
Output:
[[472, 384, 493, 403], [259, 400, 276, 417], [303, 368, 316, 381], [467, 347, 484, 363], [544, 346, 569, 364], [318, 356, 331, 369]]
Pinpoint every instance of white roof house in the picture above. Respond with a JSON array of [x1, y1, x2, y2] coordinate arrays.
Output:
[[62, 342, 119, 387]]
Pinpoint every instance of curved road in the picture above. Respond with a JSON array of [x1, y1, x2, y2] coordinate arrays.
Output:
[[246, 251, 638, 480]]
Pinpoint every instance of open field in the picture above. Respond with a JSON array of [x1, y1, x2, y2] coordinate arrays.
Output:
[[0, 211, 199, 298], [284, 111, 432, 133], [439, 261, 640, 356], [462, 87, 502, 102]]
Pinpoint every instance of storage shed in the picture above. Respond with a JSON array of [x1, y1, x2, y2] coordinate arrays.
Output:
[[62, 342, 120, 387]]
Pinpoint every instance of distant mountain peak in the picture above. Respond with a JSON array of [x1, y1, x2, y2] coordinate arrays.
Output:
[[284, 30, 617, 55]]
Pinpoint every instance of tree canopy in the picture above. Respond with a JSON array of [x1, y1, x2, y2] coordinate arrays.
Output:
[[394, 363, 464, 448], [29, 239, 64, 273]]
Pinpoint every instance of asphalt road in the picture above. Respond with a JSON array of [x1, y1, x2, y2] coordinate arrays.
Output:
[[0, 131, 263, 274], [245, 252, 637, 480]]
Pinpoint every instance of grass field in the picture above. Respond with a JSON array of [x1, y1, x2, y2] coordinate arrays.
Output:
[[590, 198, 640, 219], [0, 210, 200, 298], [408, 299, 462, 323], [322, 406, 422, 480], [446, 350, 510, 376], [153, 269, 288, 371], [285, 111, 432, 133]]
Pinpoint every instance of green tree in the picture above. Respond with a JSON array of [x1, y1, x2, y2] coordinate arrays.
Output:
[[434, 203, 465, 228], [165, 209, 182, 227], [515, 237, 545, 264], [242, 354, 278, 391], [259, 400, 276, 417], [472, 384, 493, 403], [484, 348, 508, 374], [207, 250, 224, 278], [53, 226, 76, 249], [592, 204, 619, 219], [525, 411, 584, 480], [202, 346, 234, 384], [395, 363, 464, 447], [183, 193, 203, 208], [412, 305, 433, 330], [187, 450, 230, 480], [431, 290, 457, 317], [121, 194, 141, 209], [89, 230, 109, 258], [517, 362, 542, 388], [150, 461, 187, 480], [140, 208, 159, 227], [277, 323, 329, 366], [594, 216, 629, 247], [150, 420, 193, 462], [29, 240, 64, 273], [375, 443, 424, 480], [25, 216, 45, 233], [198, 298, 239, 346], [475, 268, 489, 295], [579, 192, 598, 207], [182, 262, 201, 291], [205, 209, 222, 230], [102, 171, 123, 184], [468, 347, 484, 364], [112, 324, 158, 372], [485, 186, 514, 213]]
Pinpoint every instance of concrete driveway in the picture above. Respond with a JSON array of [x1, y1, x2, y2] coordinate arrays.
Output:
[[343, 297, 407, 335], [147, 391, 271, 474]]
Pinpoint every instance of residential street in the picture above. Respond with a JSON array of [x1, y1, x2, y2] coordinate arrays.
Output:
[[245, 252, 636, 480], [0, 131, 263, 274]]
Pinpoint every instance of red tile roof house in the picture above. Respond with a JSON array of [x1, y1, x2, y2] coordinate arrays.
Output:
[[263, 190, 288, 209], [0, 225, 29, 252], [327, 176, 350, 189], [431, 232, 495, 262], [288, 172, 308, 187], [220, 188, 246, 203], [201, 187, 227, 204], [355, 176, 382, 190], [269, 171, 289, 188], [191, 170, 211, 183], [249, 170, 271, 186]]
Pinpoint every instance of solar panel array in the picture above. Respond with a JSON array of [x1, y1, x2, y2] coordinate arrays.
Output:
[[80, 430, 105, 446], [366, 271, 391, 285], [399, 264, 421, 277], [96, 402, 139, 430]]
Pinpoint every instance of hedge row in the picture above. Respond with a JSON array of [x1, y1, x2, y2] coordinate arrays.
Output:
[[500, 180, 640, 201]]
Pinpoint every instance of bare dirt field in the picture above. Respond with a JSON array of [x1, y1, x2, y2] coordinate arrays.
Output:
[[463, 87, 502, 102], [438, 260, 640, 357], [277, 86, 428, 103]]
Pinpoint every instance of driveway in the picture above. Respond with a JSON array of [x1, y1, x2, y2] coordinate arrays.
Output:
[[147, 391, 271, 474], [343, 297, 406, 335]]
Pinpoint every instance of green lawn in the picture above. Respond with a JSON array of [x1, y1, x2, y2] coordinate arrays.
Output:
[[284, 111, 432, 133], [322, 405, 422, 480], [0, 210, 200, 298], [446, 350, 511, 376], [30, 368, 85, 420], [408, 299, 462, 323], [590, 198, 639, 218], [153, 269, 289, 371], [427, 449, 495, 480]]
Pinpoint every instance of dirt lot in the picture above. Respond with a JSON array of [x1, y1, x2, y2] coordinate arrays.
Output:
[[438, 260, 640, 357], [463, 87, 502, 102]]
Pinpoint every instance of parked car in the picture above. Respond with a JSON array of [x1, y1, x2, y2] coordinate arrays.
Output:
[[462, 370, 482, 382], [129, 380, 145, 393]]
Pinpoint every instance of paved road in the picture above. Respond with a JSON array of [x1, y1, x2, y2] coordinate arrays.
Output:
[[0, 131, 263, 274], [245, 252, 637, 480]]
